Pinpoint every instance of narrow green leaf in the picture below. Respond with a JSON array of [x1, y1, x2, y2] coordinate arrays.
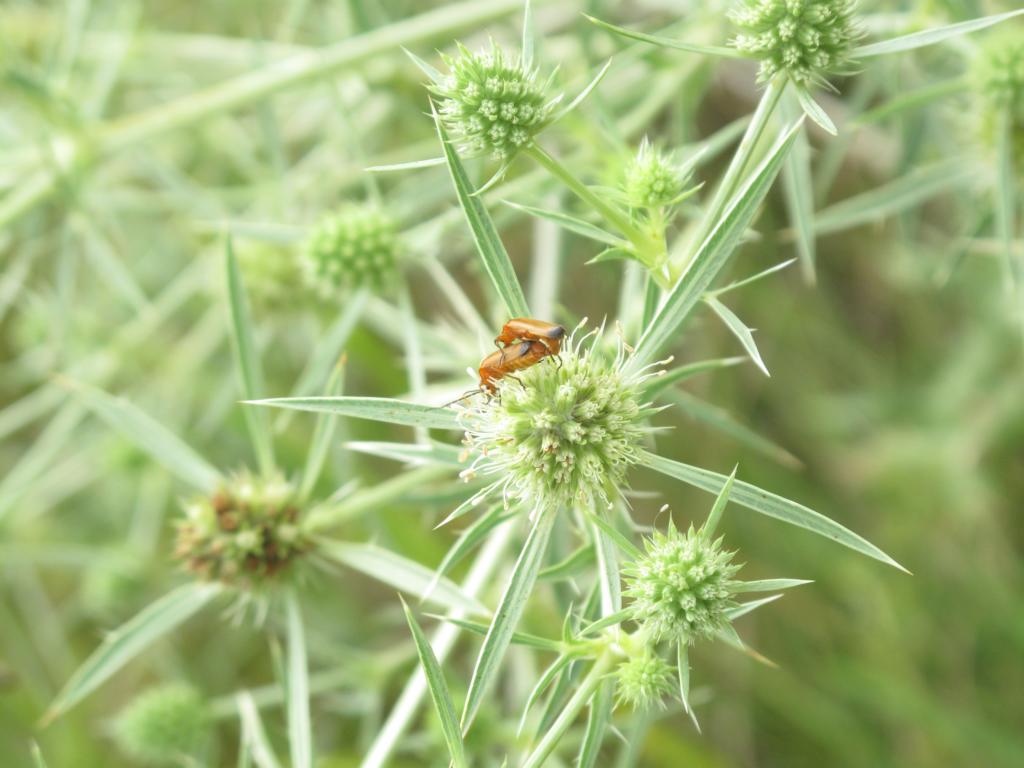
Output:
[[704, 296, 770, 377], [432, 103, 530, 317], [701, 464, 737, 537], [592, 519, 622, 616], [579, 608, 631, 636], [550, 58, 613, 124], [45, 583, 221, 723], [640, 450, 907, 570], [403, 46, 445, 85], [67, 381, 221, 492], [782, 92, 818, 282], [225, 239, 275, 476], [503, 200, 626, 246], [299, 362, 344, 502], [727, 593, 783, 620], [318, 540, 488, 615], [853, 77, 968, 127], [587, 247, 633, 265], [586, 512, 642, 561], [401, 601, 468, 768], [677, 643, 700, 732], [642, 356, 746, 398], [284, 593, 313, 768], [855, 9, 1024, 58], [30, 743, 48, 768], [237, 692, 284, 768], [737, 578, 812, 592], [577, 679, 613, 768], [629, 119, 802, 371], [430, 615, 562, 652], [431, 506, 513, 589], [365, 157, 445, 172], [585, 15, 747, 59], [660, 389, 802, 469], [794, 87, 836, 135], [813, 160, 975, 236], [539, 544, 596, 581], [518, 654, 574, 736], [522, 0, 536, 70], [346, 440, 465, 467], [249, 396, 460, 430], [461, 505, 557, 731], [710, 258, 797, 296]]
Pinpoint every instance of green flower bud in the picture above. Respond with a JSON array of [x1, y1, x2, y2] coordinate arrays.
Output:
[[174, 470, 307, 589], [432, 41, 552, 161], [624, 521, 742, 644], [614, 647, 675, 710], [114, 684, 211, 766], [235, 242, 305, 314], [460, 327, 664, 511], [729, 0, 861, 85], [304, 205, 400, 296], [623, 140, 685, 209], [973, 34, 1024, 169]]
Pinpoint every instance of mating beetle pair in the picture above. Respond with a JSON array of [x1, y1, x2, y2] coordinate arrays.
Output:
[[477, 318, 566, 393]]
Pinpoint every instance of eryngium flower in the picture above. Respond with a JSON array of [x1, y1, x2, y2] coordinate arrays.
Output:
[[623, 140, 685, 209], [974, 35, 1024, 169], [460, 327, 663, 511], [432, 41, 552, 160], [175, 471, 305, 588], [614, 647, 675, 710], [114, 684, 211, 766], [729, 0, 861, 85], [624, 521, 741, 643], [304, 205, 400, 295]]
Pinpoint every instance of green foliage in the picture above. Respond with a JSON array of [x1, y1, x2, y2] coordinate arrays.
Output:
[[113, 684, 212, 766]]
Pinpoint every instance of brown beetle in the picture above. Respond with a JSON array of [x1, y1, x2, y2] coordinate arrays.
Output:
[[495, 318, 566, 355], [478, 339, 551, 393]]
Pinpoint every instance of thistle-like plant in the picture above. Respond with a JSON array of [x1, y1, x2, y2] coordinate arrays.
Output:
[[113, 684, 212, 766]]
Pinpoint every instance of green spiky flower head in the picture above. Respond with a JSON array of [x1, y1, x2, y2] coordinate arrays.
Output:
[[174, 470, 306, 589], [432, 41, 553, 160], [624, 521, 742, 644], [459, 326, 664, 511], [973, 33, 1024, 169], [614, 646, 675, 710], [623, 139, 686, 209], [729, 0, 861, 85], [114, 684, 212, 766], [304, 205, 400, 296]]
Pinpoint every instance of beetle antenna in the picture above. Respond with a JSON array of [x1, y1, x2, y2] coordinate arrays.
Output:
[[438, 389, 481, 409]]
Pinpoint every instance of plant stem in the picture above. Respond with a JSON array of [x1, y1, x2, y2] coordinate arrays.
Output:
[[526, 143, 665, 270], [674, 75, 787, 279], [521, 651, 615, 768], [361, 522, 514, 768]]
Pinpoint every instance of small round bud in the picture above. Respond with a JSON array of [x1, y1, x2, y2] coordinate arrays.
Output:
[[235, 242, 305, 314], [174, 470, 307, 590], [460, 328, 662, 511], [729, 0, 861, 85], [304, 205, 400, 296], [624, 522, 741, 644], [432, 41, 551, 161], [973, 34, 1024, 170], [623, 140, 684, 208], [114, 684, 211, 766], [614, 647, 675, 710]]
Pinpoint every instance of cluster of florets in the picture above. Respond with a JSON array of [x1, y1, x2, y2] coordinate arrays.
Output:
[[304, 206, 400, 296], [460, 329, 662, 511], [174, 471, 306, 589], [729, 0, 861, 85], [113, 684, 212, 766], [613, 646, 675, 710], [432, 41, 552, 160], [623, 140, 686, 209], [973, 35, 1024, 169], [624, 521, 741, 643]]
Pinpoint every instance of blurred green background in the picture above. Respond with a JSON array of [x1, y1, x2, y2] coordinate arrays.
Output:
[[1, 1, 1022, 766]]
